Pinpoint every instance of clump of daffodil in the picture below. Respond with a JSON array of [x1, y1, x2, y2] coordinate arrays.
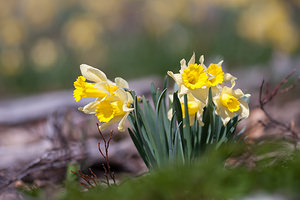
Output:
[[167, 53, 236, 103], [73, 64, 133, 131], [73, 53, 250, 170]]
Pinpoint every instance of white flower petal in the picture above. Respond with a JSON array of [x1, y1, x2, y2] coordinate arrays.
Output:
[[233, 88, 245, 98], [118, 114, 129, 132], [167, 71, 182, 86], [216, 107, 232, 125], [115, 77, 129, 89], [199, 55, 204, 66], [94, 81, 111, 95], [79, 101, 99, 114], [223, 73, 237, 88], [217, 60, 224, 66], [178, 85, 189, 97], [80, 64, 107, 82], [238, 99, 249, 119], [188, 52, 195, 66], [114, 88, 127, 102], [190, 87, 209, 104], [180, 59, 187, 72]]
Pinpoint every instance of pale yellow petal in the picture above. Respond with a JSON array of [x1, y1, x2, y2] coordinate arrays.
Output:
[[178, 85, 189, 97], [167, 108, 173, 120], [114, 88, 127, 102], [233, 88, 245, 98], [199, 55, 204, 66], [223, 73, 237, 88], [238, 99, 249, 119], [217, 60, 224, 66], [167, 71, 182, 86], [80, 64, 107, 83], [180, 59, 187, 72], [94, 81, 111, 95], [79, 101, 99, 114], [99, 116, 122, 131], [190, 87, 209, 104], [188, 52, 195, 66], [216, 107, 232, 125], [118, 114, 129, 132], [115, 77, 129, 89]]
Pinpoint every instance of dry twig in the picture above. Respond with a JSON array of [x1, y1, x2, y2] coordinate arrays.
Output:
[[72, 124, 116, 188], [97, 124, 116, 186], [258, 69, 300, 146]]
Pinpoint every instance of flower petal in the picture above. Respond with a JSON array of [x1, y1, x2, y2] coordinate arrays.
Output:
[[188, 52, 195, 66], [180, 59, 187, 72], [80, 64, 107, 83], [190, 87, 209, 104], [216, 107, 232, 125], [223, 73, 237, 88], [78, 101, 99, 114], [94, 81, 111, 95], [115, 77, 129, 89], [118, 113, 129, 132], [238, 99, 250, 119], [167, 71, 182, 86]]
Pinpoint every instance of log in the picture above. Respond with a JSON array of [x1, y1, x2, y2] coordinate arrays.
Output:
[[0, 76, 162, 125]]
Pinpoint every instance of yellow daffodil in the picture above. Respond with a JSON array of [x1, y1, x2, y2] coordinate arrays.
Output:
[[73, 64, 119, 102], [168, 53, 209, 103], [168, 92, 205, 126], [206, 64, 224, 87], [168, 53, 238, 104], [74, 64, 133, 131], [213, 86, 250, 125], [96, 89, 134, 132]]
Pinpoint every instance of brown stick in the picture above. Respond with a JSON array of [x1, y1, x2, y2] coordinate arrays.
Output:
[[258, 69, 299, 146]]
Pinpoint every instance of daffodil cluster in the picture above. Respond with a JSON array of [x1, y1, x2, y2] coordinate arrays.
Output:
[[73, 54, 250, 169], [73, 64, 134, 131], [168, 53, 250, 126]]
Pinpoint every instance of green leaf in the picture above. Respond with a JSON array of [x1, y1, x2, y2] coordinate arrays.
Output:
[[183, 94, 192, 161]]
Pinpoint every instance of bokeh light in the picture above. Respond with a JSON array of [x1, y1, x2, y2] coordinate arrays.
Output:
[[0, 0, 299, 96]]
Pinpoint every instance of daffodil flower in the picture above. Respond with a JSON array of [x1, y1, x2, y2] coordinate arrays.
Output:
[[168, 53, 209, 103], [73, 64, 119, 102], [96, 89, 134, 132], [168, 53, 237, 104], [74, 64, 133, 131], [213, 86, 250, 125], [168, 92, 205, 126]]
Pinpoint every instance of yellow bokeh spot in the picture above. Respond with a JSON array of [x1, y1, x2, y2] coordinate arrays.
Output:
[[73, 76, 108, 102], [182, 64, 208, 90], [0, 48, 24, 76], [30, 38, 58, 71], [64, 15, 102, 51], [0, 18, 25, 46], [206, 64, 224, 87], [23, 0, 57, 28], [220, 93, 240, 112], [237, 0, 299, 52]]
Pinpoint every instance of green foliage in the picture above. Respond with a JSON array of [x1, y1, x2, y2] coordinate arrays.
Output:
[[127, 77, 246, 169], [62, 145, 300, 200]]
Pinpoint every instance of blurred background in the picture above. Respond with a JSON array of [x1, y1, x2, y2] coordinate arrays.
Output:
[[0, 0, 299, 96], [1, 0, 300, 197]]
